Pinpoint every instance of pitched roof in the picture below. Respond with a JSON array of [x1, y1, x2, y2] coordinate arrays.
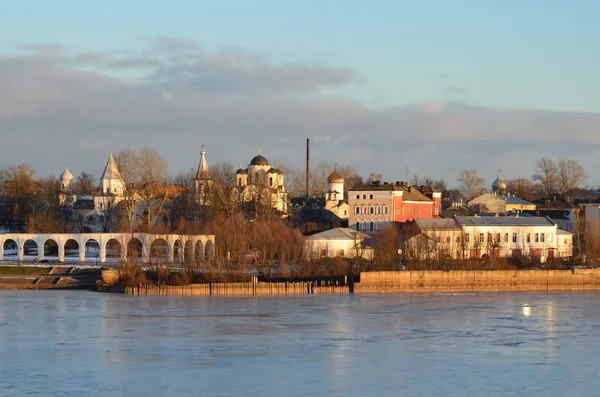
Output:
[[350, 183, 432, 202], [100, 153, 122, 180], [455, 216, 556, 227], [414, 218, 461, 231], [306, 227, 368, 241]]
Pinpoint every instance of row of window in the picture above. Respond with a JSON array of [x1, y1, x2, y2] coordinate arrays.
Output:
[[355, 194, 375, 200], [440, 232, 554, 244], [355, 221, 384, 233], [237, 176, 276, 187], [354, 205, 389, 215]]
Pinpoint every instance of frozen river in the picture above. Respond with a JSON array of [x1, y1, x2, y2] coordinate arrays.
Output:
[[1, 291, 599, 396]]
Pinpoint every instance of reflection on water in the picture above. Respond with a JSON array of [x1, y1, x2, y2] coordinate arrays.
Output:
[[1, 291, 600, 396]]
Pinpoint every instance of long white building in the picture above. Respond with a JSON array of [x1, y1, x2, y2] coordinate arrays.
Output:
[[404, 215, 573, 262]]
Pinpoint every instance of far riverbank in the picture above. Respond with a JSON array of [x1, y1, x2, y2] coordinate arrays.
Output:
[[98, 269, 600, 296]]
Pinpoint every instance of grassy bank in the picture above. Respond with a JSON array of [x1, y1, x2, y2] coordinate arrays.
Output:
[[0, 266, 51, 276]]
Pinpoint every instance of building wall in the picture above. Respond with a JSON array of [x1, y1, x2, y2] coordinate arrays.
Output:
[[406, 224, 571, 261], [348, 191, 395, 233], [305, 238, 374, 260]]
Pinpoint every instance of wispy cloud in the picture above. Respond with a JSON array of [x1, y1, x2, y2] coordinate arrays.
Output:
[[1, 38, 600, 186]]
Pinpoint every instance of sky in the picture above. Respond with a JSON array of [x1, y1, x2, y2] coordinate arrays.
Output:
[[2, 0, 600, 188]]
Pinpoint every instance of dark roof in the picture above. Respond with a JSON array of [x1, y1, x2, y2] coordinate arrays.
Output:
[[533, 195, 580, 209], [414, 218, 461, 231], [521, 209, 574, 220], [250, 154, 269, 166], [455, 215, 556, 227], [267, 167, 282, 174], [236, 168, 248, 174], [350, 183, 432, 202]]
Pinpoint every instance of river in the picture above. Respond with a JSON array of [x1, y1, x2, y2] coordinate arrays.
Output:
[[1, 291, 599, 396]]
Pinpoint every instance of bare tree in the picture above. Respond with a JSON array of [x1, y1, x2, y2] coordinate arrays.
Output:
[[71, 171, 96, 196], [456, 169, 485, 200], [556, 158, 588, 199], [532, 157, 558, 196], [115, 147, 169, 232], [505, 177, 537, 202], [412, 175, 448, 191]]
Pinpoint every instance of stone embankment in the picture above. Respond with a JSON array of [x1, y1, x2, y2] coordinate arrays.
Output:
[[98, 269, 600, 296], [355, 269, 600, 293]]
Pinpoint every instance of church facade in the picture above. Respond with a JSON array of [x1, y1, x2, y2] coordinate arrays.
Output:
[[235, 150, 288, 213]]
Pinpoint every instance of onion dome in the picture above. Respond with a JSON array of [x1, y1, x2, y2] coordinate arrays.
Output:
[[327, 169, 344, 183], [60, 167, 73, 183], [492, 175, 507, 193], [236, 165, 248, 174], [250, 154, 269, 166]]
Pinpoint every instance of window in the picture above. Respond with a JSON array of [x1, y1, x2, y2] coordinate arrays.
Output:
[[504, 233, 508, 243], [355, 222, 360, 231], [356, 195, 360, 199], [344, 210, 347, 216], [548, 233, 553, 242], [238, 177, 242, 186], [269, 177, 273, 187], [363, 221, 368, 232], [384, 206, 389, 215], [512, 233, 517, 243], [446, 236, 451, 243], [456, 236, 461, 243], [466, 233, 470, 243], [369, 194, 373, 199], [535, 233, 539, 243], [487, 233, 492, 243], [339, 249, 344, 257], [527, 233, 531, 243], [363, 195, 366, 199], [376, 221, 382, 231], [480, 233, 485, 243], [369, 222, 374, 232], [355, 206, 360, 215], [377, 206, 381, 215], [495, 233, 501, 243], [540, 233, 545, 243], [370, 207, 374, 214]]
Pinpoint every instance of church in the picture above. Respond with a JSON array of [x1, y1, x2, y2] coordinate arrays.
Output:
[[235, 150, 288, 213], [59, 153, 126, 232]]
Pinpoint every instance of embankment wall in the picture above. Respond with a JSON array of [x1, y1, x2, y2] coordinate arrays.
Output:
[[355, 269, 600, 293], [97, 269, 600, 295]]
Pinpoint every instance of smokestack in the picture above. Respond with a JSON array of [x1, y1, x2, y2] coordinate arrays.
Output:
[[306, 138, 310, 197]]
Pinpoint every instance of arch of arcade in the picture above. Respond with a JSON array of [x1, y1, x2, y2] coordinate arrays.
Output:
[[0, 233, 215, 263]]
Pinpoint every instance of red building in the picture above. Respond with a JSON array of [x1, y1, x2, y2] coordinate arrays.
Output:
[[348, 181, 441, 233]]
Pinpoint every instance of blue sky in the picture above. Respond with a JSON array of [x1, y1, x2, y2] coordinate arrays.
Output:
[[2, 1, 600, 187]]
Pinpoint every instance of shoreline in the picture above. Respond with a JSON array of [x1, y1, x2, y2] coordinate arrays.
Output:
[[1, 268, 599, 295]]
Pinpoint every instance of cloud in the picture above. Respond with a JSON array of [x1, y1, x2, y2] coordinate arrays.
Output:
[[1, 38, 600, 188]]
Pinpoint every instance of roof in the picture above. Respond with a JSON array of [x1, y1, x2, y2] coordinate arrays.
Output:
[[100, 153, 122, 180], [504, 195, 533, 205], [60, 167, 73, 182], [328, 169, 344, 183], [455, 216, 556, 227], [195, 145, 211, 180], [414, 218, 461, 231], [306, 227, 368, 241], [250, 154, 269, 166], [350, 183, 432, 202]]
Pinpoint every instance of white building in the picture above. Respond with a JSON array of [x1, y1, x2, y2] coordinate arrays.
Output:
[[305, 227, 373, 260], [324, 169, 348, 220], [405, 215, 573, 262], [235, 150, 288, 213]]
